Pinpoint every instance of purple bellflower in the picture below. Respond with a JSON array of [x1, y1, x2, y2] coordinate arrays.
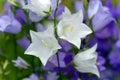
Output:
[[0, 10, 22, 34]]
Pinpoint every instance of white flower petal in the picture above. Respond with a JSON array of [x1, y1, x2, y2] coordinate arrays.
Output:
[[78, 24, 92, 38], [62, 7, 71, 18], [25, 26, 61, 66], [23, 0, 51, 16], [60, 36, 81, 49], [73, 44, 100, 77], [57, 8, 92, 48]]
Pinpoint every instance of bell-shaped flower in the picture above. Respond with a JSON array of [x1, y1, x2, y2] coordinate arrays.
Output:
[[73, 44, 100, 77], [0, 10, 21, 34], [92, 6, 114, 31], [88, 0, 102, 19], [29, 11, 43, 22], [23, 0, 52, 16], [57, 7, 92, 48], [12, 57, 30, 69], [25, 26, 61, 66]]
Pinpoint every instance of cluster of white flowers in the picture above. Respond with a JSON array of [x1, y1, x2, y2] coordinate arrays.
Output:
[[23, 0, 100, 78]]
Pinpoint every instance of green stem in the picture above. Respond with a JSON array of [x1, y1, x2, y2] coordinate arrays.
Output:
[[53, 0, 59, 38], [53, 0, 62, 80], [12, 35, 18, 80]]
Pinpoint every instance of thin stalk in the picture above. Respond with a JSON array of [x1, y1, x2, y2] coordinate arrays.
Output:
[[53, 0, 62, 80], [53, 0, 59, 38], [12, 35, 18, 80]]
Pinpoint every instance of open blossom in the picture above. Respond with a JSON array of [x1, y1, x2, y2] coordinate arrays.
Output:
[[23, 0, 52, 16], [57, 7, 92, 48], [73, 44, 100, 77], [12, 57, 30, 69], [25, 26, 61, 66]]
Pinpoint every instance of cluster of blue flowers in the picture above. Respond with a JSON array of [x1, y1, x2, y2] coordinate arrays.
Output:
[[0, 0, 120, 80]]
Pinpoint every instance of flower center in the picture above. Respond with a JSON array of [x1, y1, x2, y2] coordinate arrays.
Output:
[[62, 26, 73, 37], [41, 40, 49, 47], [64, 27, 73, 32]]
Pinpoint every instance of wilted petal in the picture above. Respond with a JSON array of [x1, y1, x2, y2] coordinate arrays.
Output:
[[73, 44, 100, 77]]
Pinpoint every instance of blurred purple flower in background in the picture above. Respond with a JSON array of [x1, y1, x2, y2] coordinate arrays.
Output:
[[12, 56, 30, 69], [15, 9, 27, 24], [88, 0, 102, 19], [59, 39, 72, 52], [22, 74, 39, 80], [45, 72, 58, 80], [92, 5, 114, 32], [106, 1, 120, 18], [109, 48, 120, 71], [29, 11, 43, 22], [49, 52, 66, 68], [17, 36, 30, 50], [74, 0, 85, 18], [0, 10, 22, 34], [36, 23, 46, 32], [97, 56, 106, 71], [51, 0, 64, 19]]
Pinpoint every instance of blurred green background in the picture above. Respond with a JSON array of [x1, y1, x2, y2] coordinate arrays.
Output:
[[0, 0, 6, 13]]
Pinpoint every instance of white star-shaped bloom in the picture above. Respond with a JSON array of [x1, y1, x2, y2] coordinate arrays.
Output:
[[57, 7, 92, 48], [73, 44, 100, 77], [25, 26, 61, 66], [23, 0, 51, 16]]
